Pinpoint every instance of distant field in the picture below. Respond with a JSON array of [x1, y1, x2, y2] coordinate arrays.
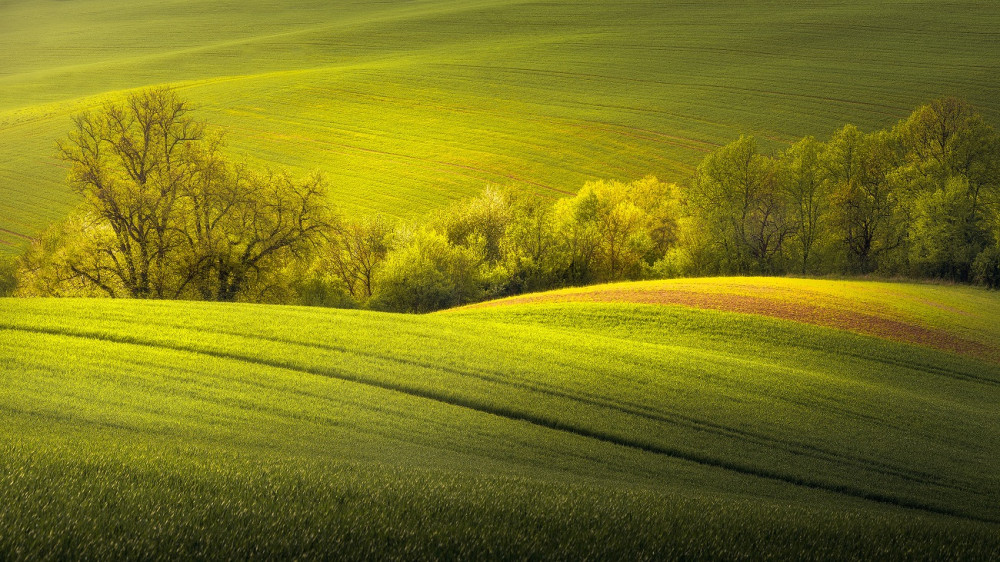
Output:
[[3, 0, 1000, 250], [2, 278, 999, 557]]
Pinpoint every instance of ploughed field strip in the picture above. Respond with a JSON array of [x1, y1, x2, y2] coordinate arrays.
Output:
[[458, 278, 1000, 362], [3, 0, 1000, 249], [1, 286, 999, 557]]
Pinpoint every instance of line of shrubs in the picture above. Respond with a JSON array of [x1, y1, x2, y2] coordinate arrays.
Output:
[[6, 91, 1000, 312]]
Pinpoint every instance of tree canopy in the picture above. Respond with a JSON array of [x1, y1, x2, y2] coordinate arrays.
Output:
[[12, 93, 1000, 309], [18, 89, 331, 301]]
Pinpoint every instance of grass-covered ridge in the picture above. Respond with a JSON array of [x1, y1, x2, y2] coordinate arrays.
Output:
[[2, 279, 999, 558], [3, 0, 1000, 249], [455, 277, 1000, 361]]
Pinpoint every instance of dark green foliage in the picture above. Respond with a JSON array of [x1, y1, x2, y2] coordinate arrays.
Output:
[[434, 187, 512, 266], [784, 136, 828, 274], [326, 214, 393, 300], [15, 96, 1000, 310], [973, 246, 1000, 289], [825, 127, 905, 274], [691, 136, 793, 274], [293, 274, 357, 308], [359, 179, 683, 312], [17, 89, 332, 303], [0, 255, 16, 296], [908, 177, 980, 280], [370, 229, 485, 313], [683, 98, 1000, 282]]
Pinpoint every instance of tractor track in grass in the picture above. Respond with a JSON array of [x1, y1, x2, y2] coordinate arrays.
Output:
[[2, 322, 994, 525], [507, 306, 1000, 391], [0, 227, 33, 242], [60, 317, 977, 494], [9, 306, 992, 491], [440, 64, 909, 116], [225, 123, 574, 196]]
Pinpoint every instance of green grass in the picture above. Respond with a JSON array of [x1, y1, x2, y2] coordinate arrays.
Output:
[[3, 0, 1000, 250], [2, 278, 1000, 558], [458, 276, 1000, 360]]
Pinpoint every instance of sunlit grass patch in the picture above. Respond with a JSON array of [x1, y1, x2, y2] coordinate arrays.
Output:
[[3, 1, 1000, 248], [2, 284, 999, 557], [455, 277, 1000, 360]]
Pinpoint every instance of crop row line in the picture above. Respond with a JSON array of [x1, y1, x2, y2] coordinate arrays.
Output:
[[151, 319, 972, 494], [2, 323, 993, 525]]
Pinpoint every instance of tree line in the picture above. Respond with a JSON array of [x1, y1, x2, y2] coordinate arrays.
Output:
[[14, 90, 330, 303], [688, 98, 1000, 283], [6, 90, 1000, 311]]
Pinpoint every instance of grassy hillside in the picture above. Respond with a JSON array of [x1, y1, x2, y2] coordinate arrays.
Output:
[[457, 277, 1000, 361], [3, 0, 1000, 250], [2, 278, 999, 558]]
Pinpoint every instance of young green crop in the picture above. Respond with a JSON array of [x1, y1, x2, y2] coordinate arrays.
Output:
[[455, 277, 1000, 358], [3, 1, 1000, 249], [1, 280, 999, 558]]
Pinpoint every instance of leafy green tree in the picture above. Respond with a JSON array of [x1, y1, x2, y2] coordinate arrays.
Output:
[[824, 126, 904, 273], [547, 177, 680, 283], [25, 88, 330, 302], [907, 177, 977, 279], [0, 254, 18, 296], [56, 88, 203, 297], [575, 180, 651, 280], [895, 98, 1000, 280], [497, 193, 562, 294], [17, 211, 128, 297], [183, 165, 330, 302], [897, 98, 1000, 215], [782, 137, 829, 274], [618, 176, 682, 265], [435, 187, 513, 265], [692, 136, 793, 273], [973, 246, 1000, 289], [550, 194, 601, 284], [371, 229, 484, 313], [292, 271, 357, 308]]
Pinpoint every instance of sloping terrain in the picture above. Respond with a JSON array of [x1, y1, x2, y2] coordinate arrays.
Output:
[[3, 0, 1000, 249], [456, 277, 1000, 361], [2, 279, 999, 558]]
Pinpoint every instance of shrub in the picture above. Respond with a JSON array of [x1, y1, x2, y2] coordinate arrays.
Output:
[[294, 275, 357, 308], [370, 230, 485, 313], [0, 255, 16, 297], [972, 246, 1000, 289]]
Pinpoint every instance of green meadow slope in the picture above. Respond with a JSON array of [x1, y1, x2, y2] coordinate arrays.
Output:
[[2, 278, 999, 558], [458, 277, 1000, 361], [3, 0, 1000, 249]]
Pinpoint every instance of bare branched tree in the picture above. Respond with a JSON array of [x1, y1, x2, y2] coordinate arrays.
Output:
[[40, 88, 330, 301], [58, 88, 203, 297], [328, 214, 392, 299]]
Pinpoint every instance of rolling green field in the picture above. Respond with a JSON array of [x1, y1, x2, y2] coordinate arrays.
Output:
[[5, 2, 1000, 557], [460, 277, 1000, 361], [3, 0, 1000, 250], [2, 278, 999, 558]]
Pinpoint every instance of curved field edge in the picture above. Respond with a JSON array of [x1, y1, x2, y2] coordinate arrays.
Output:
[[1, 295, 999, 558], [452, 277, 1000, 361]]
